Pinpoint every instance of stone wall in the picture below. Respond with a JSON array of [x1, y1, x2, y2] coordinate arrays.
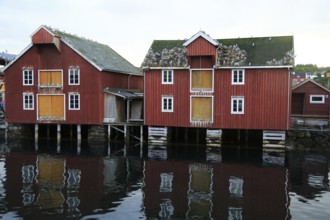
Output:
[[287, 130, 330, 151]]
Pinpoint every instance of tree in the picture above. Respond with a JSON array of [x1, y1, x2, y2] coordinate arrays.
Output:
[[294, 64, 318, 73]]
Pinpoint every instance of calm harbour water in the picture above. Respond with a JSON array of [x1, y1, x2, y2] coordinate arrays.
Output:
[[0, 139, 329, 220]]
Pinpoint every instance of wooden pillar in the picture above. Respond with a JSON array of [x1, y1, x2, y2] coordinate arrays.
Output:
[[57, 124, 61, 146], [245, 130, 249, 145], [77, 124, 81, 145], [196, 128, 200, 143], [124, 125, 127, 142], [140, 125, 143, 144], [108, 125, 111, 141], [47, 125, 50, 139], [126, 100, 130, 122], [185, 128, 188, 143], [35, 124, 39, 145], [70, 125, 73, 139], [237, 129, 241, 144]]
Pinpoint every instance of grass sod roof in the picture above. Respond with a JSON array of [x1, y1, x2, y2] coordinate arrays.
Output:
[[44, 26, 142, 75], [219, 36, 294, 66], [145, 35, 294, 67]]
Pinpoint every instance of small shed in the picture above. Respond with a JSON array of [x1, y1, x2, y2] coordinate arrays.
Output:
[[292, 79, 330, 121], [104, 88, 143, 123]]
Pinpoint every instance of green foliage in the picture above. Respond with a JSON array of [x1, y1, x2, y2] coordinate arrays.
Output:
[[294, 64, 318, 73]]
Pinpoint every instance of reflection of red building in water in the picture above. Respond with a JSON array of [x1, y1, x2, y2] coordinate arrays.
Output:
[[3, 153, 143, 218], [143, 160, 289, 219]]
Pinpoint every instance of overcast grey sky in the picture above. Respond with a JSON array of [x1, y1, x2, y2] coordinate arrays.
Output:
[[1, 0, 329, 67]]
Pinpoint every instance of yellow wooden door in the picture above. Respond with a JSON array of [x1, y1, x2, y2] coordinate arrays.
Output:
[[39, 70, 62, 86], [191, 70, 212, 90], [38, 95, 64, 120], [191, 97, 212, 122]]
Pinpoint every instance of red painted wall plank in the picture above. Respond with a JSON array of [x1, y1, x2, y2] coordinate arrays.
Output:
[[186, 37, 217, 56], [144, 68, 291, 130]]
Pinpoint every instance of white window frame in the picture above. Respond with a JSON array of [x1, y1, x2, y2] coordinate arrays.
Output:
[[162, 96, 173, 112], [310, 95, 325, 104], [23, 93, 34, 110], [231, 96, 244, 114], [190, 68, 214, 92], [69, 93, 80, 110], [232, 69, 245, 85], [23, 69, 34, 86], [69, 67, 80, 85], [162, 70, 174, 84]]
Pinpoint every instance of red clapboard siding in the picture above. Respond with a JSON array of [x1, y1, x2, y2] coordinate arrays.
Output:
[[5, 40, 143, 125], [216, 68, 290, 130], [32, 27, 55, 44], [145, 68, 291, 130], [186, 37, 217, 56], [144, 69, 190, 127]]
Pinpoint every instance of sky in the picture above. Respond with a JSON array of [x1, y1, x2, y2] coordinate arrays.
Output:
[[0, 0, 329, 67]]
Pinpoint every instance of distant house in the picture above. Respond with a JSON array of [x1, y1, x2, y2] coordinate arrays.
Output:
[[292, 79, 330, 118], [3, 25, 143, 137], [0, 52, 16, 66], [292, 72, 308, 86], [142, 31, 294, 144], [0, 52, 16, 112]]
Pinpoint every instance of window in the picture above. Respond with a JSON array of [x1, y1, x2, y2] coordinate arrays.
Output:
[[23, 93, 34, 110], [310, 95, 325, 104], [162, 70, 173, 84], [191, 69, 213, 91], [69, 93, 80, 110], [69, 68, 80, 85], [232, 69, 245, 85], [231, 97, 244, 114], [23, 69, 33, 85], [162, 96, 173, 112]]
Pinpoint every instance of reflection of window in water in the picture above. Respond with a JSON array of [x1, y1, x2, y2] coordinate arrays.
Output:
[[22, 165, 35, 184], [160, 173, 173, 192], [308, 174, 325, 189], [228, 207, 243, 220], [159, 199, 174, 219], [229, 176, 244, 197], [67, 169, 81, 188], [22, 192, 35, 206], [22, 165, 36, 206]]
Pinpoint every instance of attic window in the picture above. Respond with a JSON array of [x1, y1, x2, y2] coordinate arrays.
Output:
[[162, 70, 173, 84], [232, 69, 245, 85], [69, 67, 80, 85], [23, 69, 33, 86], [310, 95, 325, 104]]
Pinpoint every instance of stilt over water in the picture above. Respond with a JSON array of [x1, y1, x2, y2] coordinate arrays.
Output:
[[206, 129, 222, 147], [262, 130, 286, 150], [148, 126, 168, 144]]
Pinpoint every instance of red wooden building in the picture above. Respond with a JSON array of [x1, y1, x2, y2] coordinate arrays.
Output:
[[142, 31, 294, 145], [292, 79, 329, 125], [3, 25, 143, 140]]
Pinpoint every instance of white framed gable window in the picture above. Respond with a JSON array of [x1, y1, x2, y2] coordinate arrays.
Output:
[[231, 96, 244, 114], [162, 70, 173, 84], [69, 67, 80, 85], [69, 93, 80, 110], [162, 96, 173, 112], [23, 69, 33, 85], [310, 95, 325, 104], [232, 69, 245, 85], [23, 93, 34, 110]]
